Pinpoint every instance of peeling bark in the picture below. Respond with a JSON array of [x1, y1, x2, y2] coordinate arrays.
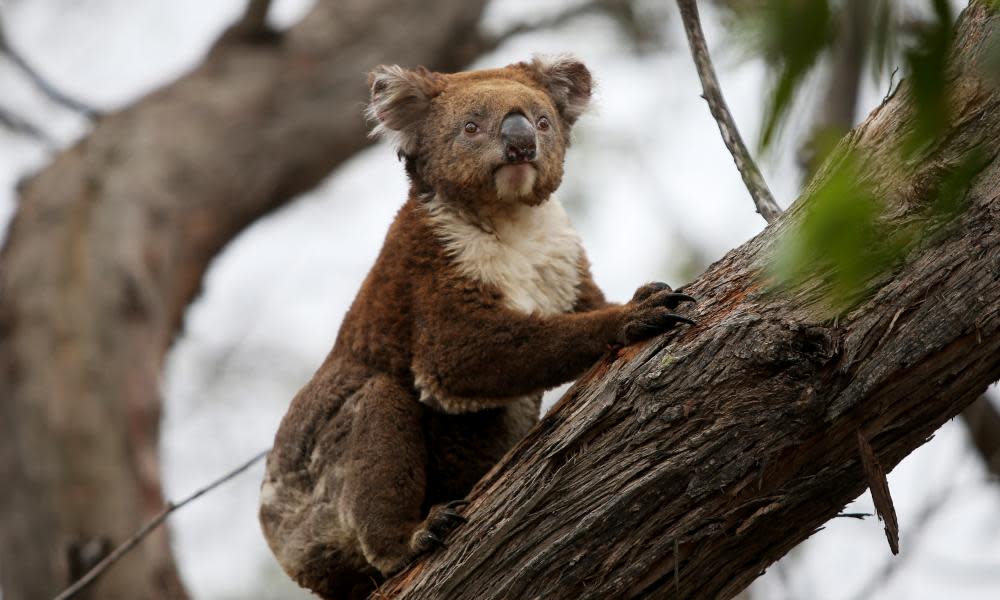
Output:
[[0, 1, 489, 598], [380, 4, 1000, 599]]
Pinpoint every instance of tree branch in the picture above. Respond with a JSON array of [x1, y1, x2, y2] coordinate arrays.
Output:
[[221, 0, 278, 42], [471, 0, 656, 58], [0, 103, 53, 146], [379, 4, 1000, 597], [53, 450, 269, 600], [675, 0, 782, 223], [798, 0, 871, 179], [960, 395, 1000, 479], [0, 13, 97, 117], [239, 0, 272, 33]]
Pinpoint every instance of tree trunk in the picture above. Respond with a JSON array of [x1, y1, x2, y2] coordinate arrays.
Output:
[[380, 4, 1000, 599], [0, 1, 489, 598]]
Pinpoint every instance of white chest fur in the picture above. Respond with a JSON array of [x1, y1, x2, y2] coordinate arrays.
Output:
[[425, 198, 584, 315]]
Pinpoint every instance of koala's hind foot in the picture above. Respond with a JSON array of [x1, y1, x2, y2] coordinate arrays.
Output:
[[411, 500, 470, 552], [368, 499, 471, 576], [343, 376, 471, 576]]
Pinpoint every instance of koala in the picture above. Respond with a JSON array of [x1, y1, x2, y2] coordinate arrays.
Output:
[[259, 56, 695, 599]]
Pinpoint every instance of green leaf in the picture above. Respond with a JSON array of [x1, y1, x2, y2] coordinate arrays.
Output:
[[902, 0, 954, 154], [770, 149, 904, 311]]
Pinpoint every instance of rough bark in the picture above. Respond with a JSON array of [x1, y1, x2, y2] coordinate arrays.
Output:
[[0, 1, 490, 598], [380, 4, 1000, 599]]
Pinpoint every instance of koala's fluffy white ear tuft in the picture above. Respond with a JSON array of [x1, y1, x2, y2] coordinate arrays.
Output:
[[527, 55, 593, 125], [367, 65, 442, 155]]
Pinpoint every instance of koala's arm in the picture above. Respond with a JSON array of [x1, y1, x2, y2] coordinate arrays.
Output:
[[573, 256, 612, 312], [411, 283, 692, 400]]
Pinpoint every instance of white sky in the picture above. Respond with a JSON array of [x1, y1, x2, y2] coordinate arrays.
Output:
[[0, 1, 996, 598]]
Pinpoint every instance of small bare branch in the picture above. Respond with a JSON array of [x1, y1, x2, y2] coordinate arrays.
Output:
[[0, 104, 54, 147], [835, 512, 872, 519], [240, 0, 272, 32], [0, 14, 97, 118], [675, 0, 783, 223], [53, 449, 270, 600], [474, 0, 653, 57], [222, 0, 278, 41]]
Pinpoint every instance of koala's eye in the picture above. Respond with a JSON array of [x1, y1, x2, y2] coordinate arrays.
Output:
[[537, 116, 551, 131], [464, 121, 480, 134]]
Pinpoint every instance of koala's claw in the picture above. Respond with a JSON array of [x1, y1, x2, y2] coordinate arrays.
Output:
[[438, 511, 468, 525], [421, 531, 448, 549], [631, 281, 673, 303], [411, 499, 469, 555], [655, 292, 697, 308], [631, 282, 697, 309], [622, 309, 696, 345]]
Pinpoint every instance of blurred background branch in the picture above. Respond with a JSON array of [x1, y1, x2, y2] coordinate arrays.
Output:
[[0, 11, 97, 117]]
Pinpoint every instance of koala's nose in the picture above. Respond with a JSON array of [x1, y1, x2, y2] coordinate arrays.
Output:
[[500, 113, 536, 163]]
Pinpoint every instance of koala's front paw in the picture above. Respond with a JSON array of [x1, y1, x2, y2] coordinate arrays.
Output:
[[410, 500, 469, 554], [621, 283, 696, 344]]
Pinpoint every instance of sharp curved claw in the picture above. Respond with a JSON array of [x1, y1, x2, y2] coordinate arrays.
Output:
[[445, 499, 470, 509], [666, 314, 697, 326], [424, 532, 447, 549], [667, 293, 697, 304], [440, 511, 468, 524]]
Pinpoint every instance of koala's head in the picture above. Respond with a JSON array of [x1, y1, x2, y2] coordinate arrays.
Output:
[[367, 56, 592, 212]]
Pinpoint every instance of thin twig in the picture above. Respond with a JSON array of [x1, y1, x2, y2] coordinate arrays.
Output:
[[53, 449, 270, 600], [0, 103, 55, 147], [0, 14, 97, 118], [475, 0, 638, 56], [835, 512, 872, 519], [675, 0, 783, 224], [882, 66, 901, 105]]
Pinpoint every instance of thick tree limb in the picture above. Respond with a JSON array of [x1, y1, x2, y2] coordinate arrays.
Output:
[[380, 4, 1000, 598], [0, 1, 490, 598]]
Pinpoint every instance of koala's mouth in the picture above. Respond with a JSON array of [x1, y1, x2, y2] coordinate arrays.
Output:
[[492, 161, 536, 174], [494, 163, 537, 200]]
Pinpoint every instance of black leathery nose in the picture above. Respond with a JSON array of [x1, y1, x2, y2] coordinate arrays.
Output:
[[500, 113, 536, 163]]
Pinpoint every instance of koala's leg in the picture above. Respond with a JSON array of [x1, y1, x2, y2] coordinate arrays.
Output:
[[343, 375, 467, 575]]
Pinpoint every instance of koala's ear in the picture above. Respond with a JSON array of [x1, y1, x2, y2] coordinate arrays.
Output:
[[367, 65, 443, 154], [526, 55, 593, 125]]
